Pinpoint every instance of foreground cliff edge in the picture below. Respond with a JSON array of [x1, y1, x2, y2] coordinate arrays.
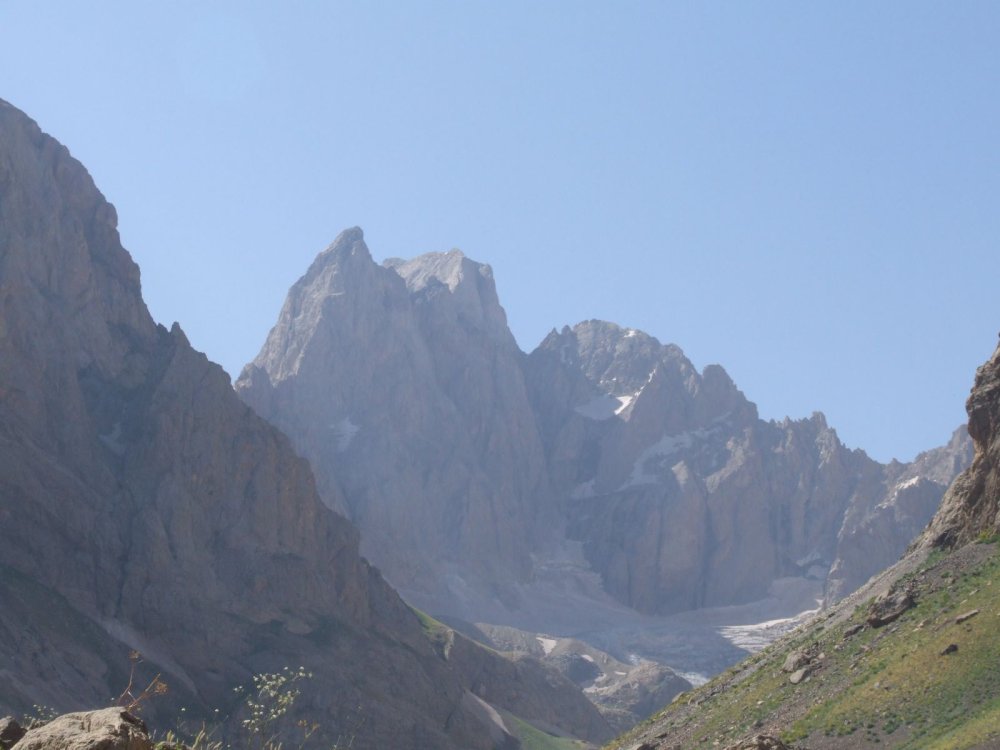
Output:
[[0, 99, 612, 748], [613, 339, 1000, 750]]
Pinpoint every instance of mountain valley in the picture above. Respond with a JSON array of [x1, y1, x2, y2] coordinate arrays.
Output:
[[0, 96, 987, 749]]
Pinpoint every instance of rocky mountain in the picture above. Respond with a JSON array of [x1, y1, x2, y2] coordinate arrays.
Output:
[[237, 234, 557, 616], [613, 337, 1000, 749], [0, 99, 612, 749], [241, 251, 970, 628], [526, 320, 971, 614]]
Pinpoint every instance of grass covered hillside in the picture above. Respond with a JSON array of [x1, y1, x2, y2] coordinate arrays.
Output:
[[610, 538, 1000, 749]]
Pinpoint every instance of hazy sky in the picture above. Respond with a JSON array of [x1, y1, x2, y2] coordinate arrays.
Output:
[[2, 2, 998, 462]]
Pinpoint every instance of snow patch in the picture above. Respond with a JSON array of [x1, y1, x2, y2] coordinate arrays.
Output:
[[581, 654, 595, 663], [621, 414, 732, 489], [624, 433, 696, 487], [329, 418, 359, 452], [574, 393, 637, 420], [574, 394, 621, 420], [625, 329, 638, 338], [675, 670, 709, 687], [536, 636, 557, 655], [716, 601, 821, 653], [896, 476, 922, 491]]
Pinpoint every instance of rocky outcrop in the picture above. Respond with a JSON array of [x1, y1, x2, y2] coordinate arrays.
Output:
[[922, 340, 1000, 548], [11, 709, 150, 750], [237, 236, 555, 615], [445, 634, 615, 744], [461, 623, 691, 733], [0, 99, 608, 749]]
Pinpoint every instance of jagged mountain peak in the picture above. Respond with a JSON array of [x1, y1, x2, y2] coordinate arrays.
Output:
[[322, 225, 366, 254], [298, 225, 375, 286], [0, 97, 156, 378], [238, 232, 551, 611]]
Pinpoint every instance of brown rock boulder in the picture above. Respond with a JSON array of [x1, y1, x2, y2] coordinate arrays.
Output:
[[866, 585, 915, 628], [781, 650, 811, 673], [12, 709, 150, 750]]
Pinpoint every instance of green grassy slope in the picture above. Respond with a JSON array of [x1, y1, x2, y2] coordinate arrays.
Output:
[[610, 540, 1000, 749]]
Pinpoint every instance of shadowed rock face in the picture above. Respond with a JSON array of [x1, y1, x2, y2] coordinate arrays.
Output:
[[237, 237, 555, 611], [0, 99, 611, 749], [922, 340, 1000, 548]]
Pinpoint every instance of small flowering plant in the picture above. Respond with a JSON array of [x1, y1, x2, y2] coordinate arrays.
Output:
[[234, 666, 314, 749]]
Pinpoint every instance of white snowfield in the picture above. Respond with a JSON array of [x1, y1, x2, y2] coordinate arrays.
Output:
[[535, 636, 558, 655]]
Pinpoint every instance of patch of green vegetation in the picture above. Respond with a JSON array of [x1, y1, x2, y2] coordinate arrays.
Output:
[[784, 545, 1000, 748], [609, 544, 1000, 750], [409, 606, 452, 654], [921, 696, 1000, 749], [501, 711, 589, 750], [977, 529, 1000, 545]]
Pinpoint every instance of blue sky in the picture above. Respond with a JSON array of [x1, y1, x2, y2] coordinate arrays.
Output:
[[2, 2, 998, 462]]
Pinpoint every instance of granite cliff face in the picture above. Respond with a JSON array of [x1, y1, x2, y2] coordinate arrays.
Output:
[[237, 235, 554, 613], [525, 321, 970, 613], [0, 100, 611, 749]]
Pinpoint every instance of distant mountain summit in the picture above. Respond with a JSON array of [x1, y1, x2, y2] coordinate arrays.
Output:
[[238, 229, 556, 615], [241, 231, 971, 625]]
